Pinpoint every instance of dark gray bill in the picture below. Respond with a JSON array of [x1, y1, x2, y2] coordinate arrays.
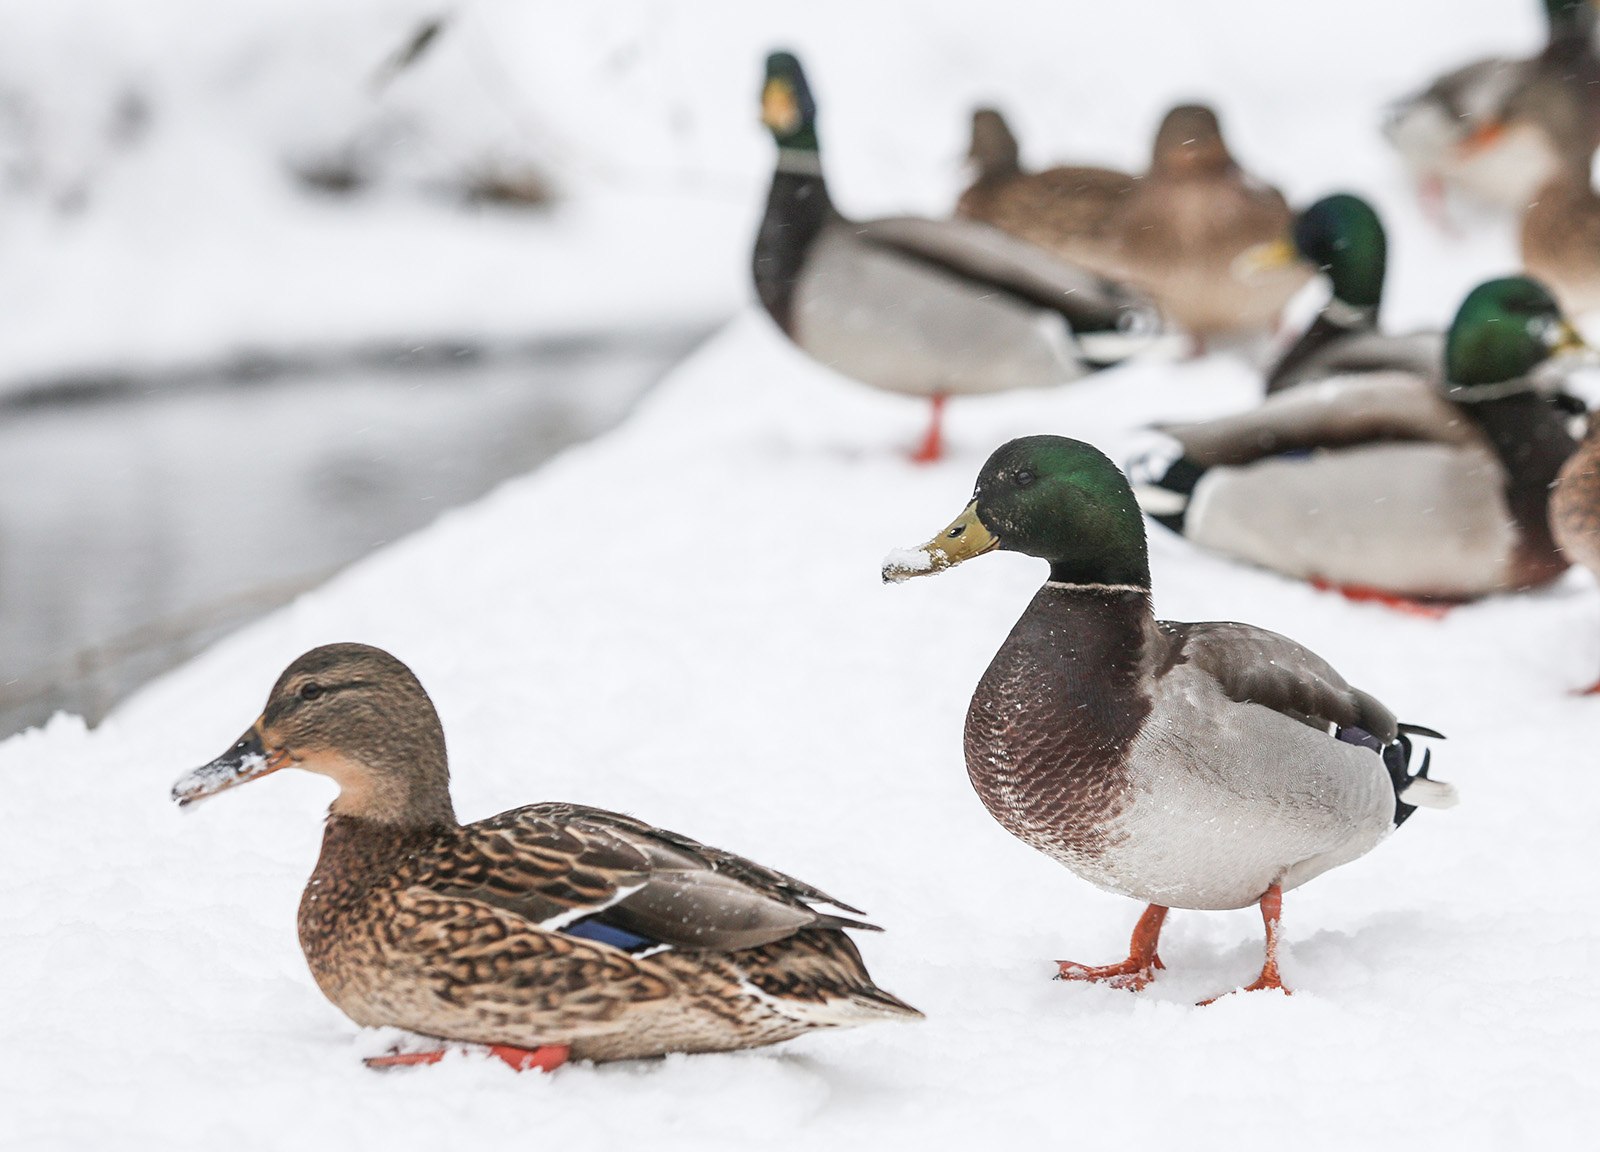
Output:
[[171, 723, 288, 808]]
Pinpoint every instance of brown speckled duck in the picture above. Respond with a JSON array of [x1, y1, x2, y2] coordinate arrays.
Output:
[[171, 643, 919, 1069], [954, 107, 1136, 266], [883, 437, 1454, 999], [1099, 104, 1312, 346], [1552, 415, 1600, 691]]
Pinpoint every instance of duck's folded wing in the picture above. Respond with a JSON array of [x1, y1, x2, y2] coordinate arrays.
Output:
[[1159, 619, 1397, 739], [417, 803, 870, 954], [855, 214, 1153, 334], [1159, 370, 1479, 467]]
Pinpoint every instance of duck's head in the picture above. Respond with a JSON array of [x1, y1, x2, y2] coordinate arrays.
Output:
[[883, 435, 1150, 588], [171, 643, 457, 827], [1150, 104, 1233, 175], [1546, 0, 1594, 39], [1290, 193, 1387, 313], [968, 107, 1020, 180], [1444, 276, 1587, 397], [761, 51, 818, 152]]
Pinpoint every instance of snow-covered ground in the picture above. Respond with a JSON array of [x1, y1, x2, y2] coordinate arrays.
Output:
[[6, 0, 1600, 1148]]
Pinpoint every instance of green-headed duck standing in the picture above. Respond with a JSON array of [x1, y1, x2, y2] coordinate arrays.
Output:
[[172, 644, 919, 1069], [884, 437, 1453, 999], [1132, 277, 1589, 610], [753, 51, 1160, 463]]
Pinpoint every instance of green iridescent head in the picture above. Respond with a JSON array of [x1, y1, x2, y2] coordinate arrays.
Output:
[[1294, 194, 1387, 312], [1444, 276, 1585, 391], [884, 436, 1150, 588], [761, 51, 818, 152]]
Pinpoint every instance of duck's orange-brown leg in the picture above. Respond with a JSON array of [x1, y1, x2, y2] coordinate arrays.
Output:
[[1201, 884, 1292, 1004], [910, 393, 947, 464], [365, 1044, 570, 1072], [1057, 903, 1168, 990], [1309, 577, 1453, 620]]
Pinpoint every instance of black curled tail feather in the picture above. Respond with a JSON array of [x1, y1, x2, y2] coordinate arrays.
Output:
[[1385, 728, 1446, 826]]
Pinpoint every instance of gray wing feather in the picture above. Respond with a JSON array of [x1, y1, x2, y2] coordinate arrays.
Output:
[[1161, 620, 1398, 739]]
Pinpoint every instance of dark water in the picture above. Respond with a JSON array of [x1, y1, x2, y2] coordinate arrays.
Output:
[[0, 328, 708, 736]]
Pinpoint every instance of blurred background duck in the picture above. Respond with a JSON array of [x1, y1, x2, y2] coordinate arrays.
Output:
[[954, 106, 1136, 268], [1262, 193, 1440, 394], [171, 644, 920, 1069], [1552, 414, 1600, 691], [753, 51, 1161, 463], [1094, 104, 1312, 351], [1385, 0, 1600, 215], [884, 436, 1452, 1000], [1521, 157, 1600, 318], [1131, 277, 1589, 608]]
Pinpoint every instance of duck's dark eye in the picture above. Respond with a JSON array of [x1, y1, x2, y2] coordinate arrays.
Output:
[[298, 682, 326, 701], [1014, 470, 1035, 488]]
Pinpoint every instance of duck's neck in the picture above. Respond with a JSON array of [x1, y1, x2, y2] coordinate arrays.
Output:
[[964, 584, 1153, 844], [1457, 390, 1578, 576], [1265, 305, 1378, 393], [306, 815, 448, 901], [753, 147, 834, 332]]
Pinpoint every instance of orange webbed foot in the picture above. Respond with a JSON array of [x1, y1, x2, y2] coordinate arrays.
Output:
[[365, 1043, 570, 1072], [1056, 955, 1164, 991]]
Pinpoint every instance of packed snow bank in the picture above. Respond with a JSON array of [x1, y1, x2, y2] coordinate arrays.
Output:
[[0, 0, 1538, 387], [5, 313, 1599, 1149]]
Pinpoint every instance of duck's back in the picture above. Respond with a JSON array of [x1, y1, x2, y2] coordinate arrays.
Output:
[[957, 164, 1135, 265]]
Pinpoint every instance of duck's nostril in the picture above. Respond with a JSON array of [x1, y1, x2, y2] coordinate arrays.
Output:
[[947, 525, 966, 539]]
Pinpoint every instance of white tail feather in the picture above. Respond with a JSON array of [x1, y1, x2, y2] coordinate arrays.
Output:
[[1400, 777, 1458, 809]]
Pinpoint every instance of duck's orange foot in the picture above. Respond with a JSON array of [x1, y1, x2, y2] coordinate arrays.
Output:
[[1199, 973, 1293, 1006], [909, 394, 947, 464], [1309, 578, 1453, 620], [1575, 680, 1600, 697], [365, 1043, 570, 1072], [1055, 955, 1164, 991]]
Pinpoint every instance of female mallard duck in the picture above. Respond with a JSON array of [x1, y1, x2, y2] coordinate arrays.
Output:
[[1522, 159, 1600, 317], [1261, 193, 1441, 394], [1385, 0, 1600, 214], [170, 643, 919, 1069], [1090, 103, 1312, 348], [1131, 277, 1588, 607], [883, 436, 1454, 998], [953, 106, 1136, 266], [1552, 414, 1600, 691], [753, 52, 1159, 463]]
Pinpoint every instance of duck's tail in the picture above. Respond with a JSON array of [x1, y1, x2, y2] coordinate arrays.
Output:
[[1126, 437, 1205, 534], [1387, 723, 1457, 826]]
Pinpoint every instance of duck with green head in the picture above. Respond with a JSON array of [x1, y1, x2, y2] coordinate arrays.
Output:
[[1262, 193, 1441, 394], [171, 643, 920, 1069], [1386, 0, 1600, 214], [753, 51, 1160, 463], [1133, 276, 1589, 606], [884, 437, 1453, 998]]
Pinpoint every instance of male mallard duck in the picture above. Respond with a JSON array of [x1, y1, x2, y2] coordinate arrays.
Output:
[[1262, 193, 1441, 394], [1552, 414, 1600, 691], [882, 436, 1454, 998], [171, 643, 919, 1069], [954, 106, 1136, 265], [753, 52, 1159, 463], [1090, 103, 1312, 347], [1131, 277, 1588, 606], [1385, 0, 1600, 214], [1522, 159, 1600, 317]]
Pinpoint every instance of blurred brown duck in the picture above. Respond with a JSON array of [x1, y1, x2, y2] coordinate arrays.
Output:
[[1522, 159, 1600, 317], [1386, 0, 1600, 214], [1102, 104, 1312, 346], [954, 107, 1135, 264], [171, 643, 919, 1070], [1552, 415, 1600, 691]]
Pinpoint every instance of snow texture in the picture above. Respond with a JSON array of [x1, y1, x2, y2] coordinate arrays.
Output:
[[5, 1, 1600, 1149]]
